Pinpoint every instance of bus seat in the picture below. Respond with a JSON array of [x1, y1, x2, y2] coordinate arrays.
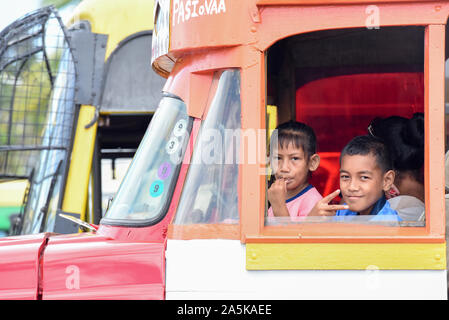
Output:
[[310, 152, 340, 199]]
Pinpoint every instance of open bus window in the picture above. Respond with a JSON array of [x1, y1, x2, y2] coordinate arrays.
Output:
[[265, 26, 425, 227]]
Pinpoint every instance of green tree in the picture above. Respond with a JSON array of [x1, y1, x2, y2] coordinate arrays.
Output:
[[40, 0, 82, 9]]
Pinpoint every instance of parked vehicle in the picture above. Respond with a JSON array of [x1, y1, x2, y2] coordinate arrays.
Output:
[[0, 180, 27, 237], [0, 0, 447, 299], [0, 0, 165, 236]]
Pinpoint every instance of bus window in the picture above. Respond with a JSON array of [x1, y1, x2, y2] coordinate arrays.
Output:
[[102, 95, 193, 224], [89, 114, 150, 221], [100, 158, 132, 215], [266, 26, 425, 226], [174, 70, 241, 226]]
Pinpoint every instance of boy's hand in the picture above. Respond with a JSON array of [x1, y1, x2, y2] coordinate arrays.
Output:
[[267, 178, 287, 207], [308, 189, 349, 216], [267, 178, 290, 217]]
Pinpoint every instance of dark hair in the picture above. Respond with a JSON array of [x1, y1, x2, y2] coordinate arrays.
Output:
[[340, 135, 393, 172], [368, 113, 424, 183], [270, 121, 317, 158]]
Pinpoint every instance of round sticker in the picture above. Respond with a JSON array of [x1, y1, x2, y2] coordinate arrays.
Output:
[[173, 119, 187, 137], [166, 137, 180, 154], [158, 162, 172, 179], [150, 180, 164, 197]]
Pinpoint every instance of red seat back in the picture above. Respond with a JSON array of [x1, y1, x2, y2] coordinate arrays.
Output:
[[296, 71, 424, 196]]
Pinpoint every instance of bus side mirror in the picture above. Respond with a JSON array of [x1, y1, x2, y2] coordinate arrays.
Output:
[[68, 22, 108, 110]]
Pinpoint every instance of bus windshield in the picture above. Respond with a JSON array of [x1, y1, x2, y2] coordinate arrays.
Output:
[[0, 6, 78, 235], [21, 48, 77, 234], [102, 95, 192, 225]]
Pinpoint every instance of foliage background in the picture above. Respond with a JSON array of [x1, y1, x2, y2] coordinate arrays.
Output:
[[41, 0, 82, 9], [0, 1, 79, 180]]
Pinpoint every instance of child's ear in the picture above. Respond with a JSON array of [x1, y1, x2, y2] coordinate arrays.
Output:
[[308, 153, 320, 172], [382, 170, 396, 192]]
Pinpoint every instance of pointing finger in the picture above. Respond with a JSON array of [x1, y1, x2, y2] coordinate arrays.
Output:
[[321, 189, 341, 204]]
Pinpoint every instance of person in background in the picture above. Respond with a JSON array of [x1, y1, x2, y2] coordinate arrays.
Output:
[[367, 113, 424, 221]]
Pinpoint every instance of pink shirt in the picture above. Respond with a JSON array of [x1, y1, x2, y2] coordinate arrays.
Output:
[[267, 185, 322, 221]]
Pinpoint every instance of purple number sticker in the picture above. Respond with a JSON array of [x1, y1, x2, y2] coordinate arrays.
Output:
[[158, 162, 172, 179]]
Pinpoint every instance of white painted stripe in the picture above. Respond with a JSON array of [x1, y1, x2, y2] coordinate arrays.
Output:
[[166, 239, 447, 300]]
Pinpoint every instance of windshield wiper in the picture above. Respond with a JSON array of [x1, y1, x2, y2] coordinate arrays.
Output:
[[58, 213, 98, 232]]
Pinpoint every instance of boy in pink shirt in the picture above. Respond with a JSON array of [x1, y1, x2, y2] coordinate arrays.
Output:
[[267, 121, 323, 221]]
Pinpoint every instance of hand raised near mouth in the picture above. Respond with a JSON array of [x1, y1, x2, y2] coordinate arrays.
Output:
[[267, 177, 289, 217]]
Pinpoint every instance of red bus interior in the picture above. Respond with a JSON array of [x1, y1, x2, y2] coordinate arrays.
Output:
[[267, 26, 425, 202], [296, 70, 424, 197]]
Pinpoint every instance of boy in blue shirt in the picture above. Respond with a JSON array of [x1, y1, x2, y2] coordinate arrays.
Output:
[[310, 135, 401, 221]]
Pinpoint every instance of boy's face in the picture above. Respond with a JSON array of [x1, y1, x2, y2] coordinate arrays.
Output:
[[339, 153, 394, 215], [271, 142, 319, 197]]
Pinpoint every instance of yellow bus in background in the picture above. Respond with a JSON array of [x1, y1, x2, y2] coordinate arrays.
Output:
[[0, 0, 165, 235], [0, 180, 27, 236]]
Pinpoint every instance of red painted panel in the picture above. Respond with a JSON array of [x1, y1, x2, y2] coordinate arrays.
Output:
[[45, 106, 204, 300], [0, 233, 50, 300], [41, 233, 165, 299], [97, 118, 201, 243]]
